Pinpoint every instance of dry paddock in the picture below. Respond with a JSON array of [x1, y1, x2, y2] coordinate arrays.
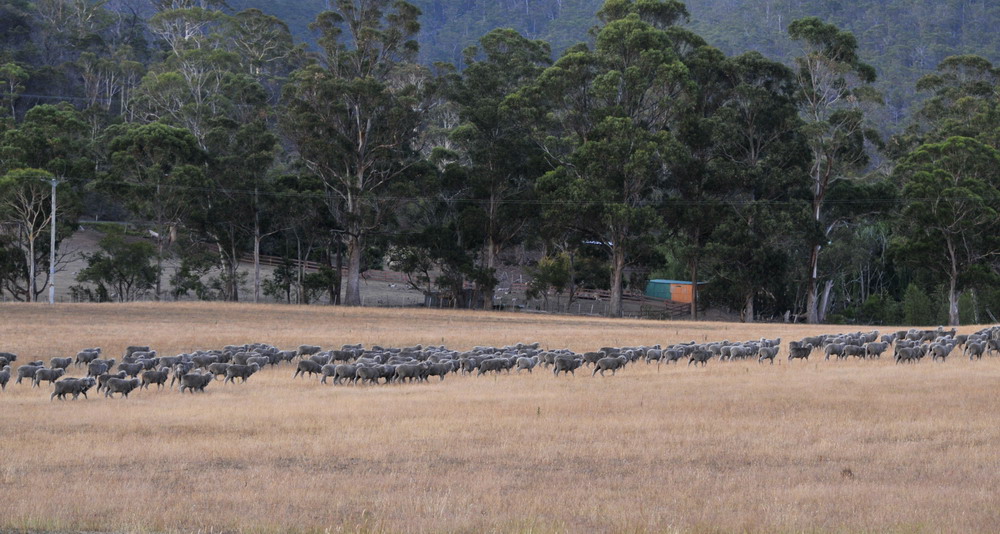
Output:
[[1, 302, 1000, 533]]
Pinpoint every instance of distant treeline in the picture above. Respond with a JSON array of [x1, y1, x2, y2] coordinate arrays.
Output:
[[0, 0, 998, 327]]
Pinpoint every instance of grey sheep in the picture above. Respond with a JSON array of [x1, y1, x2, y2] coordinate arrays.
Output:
[[169, 362, 195, 389], [824, 343, 846, 360], [50, 357, 73, 370], [0, 365, 9, 390], [0, 351, 17, 365], [688, 350, 712, 366], [118, 362, 145, 378], [74, 348, 100, 366], [553, 356, 583, 376], [207, 362, 231, 380], [16, 364, 44, 384], [87, 359, 116, 377], [332, 363, 359, 385], [516, 356, 539, 373], [246, 356, 270, 369], [757, 346, 779, 364], [297, 345, 322, 358], [394, 362, 428, 382], [593, 356, 628, 376], [33, 367, 65, 388], [788, 343, 813, 362], [97, 371, 127, 393], [864, 342, 889, 359], [582, 351, 606, 367], [294, 360, 323, 379], [225, 363, 260, 384], [356, 365, 383, 385], [104, 377, 141, 398], [310, 352, 334, 366], [51, 377, 96, 401], [842, 345, 866, 359], [179, 372, 212, 393], [966, 342, 986, 360], [140, 369, 170, 390], [124, 346, 150, 359], [426, 361, 454, 380]]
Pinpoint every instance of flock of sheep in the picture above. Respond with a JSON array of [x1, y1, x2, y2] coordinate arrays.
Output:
[[1, 325, 998, 401]]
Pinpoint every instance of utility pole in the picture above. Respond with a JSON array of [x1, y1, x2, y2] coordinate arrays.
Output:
[[47, 178, 59, 305]]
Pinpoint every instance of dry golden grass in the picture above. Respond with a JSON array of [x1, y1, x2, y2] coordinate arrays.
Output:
[[2, 302, 1000, 533]]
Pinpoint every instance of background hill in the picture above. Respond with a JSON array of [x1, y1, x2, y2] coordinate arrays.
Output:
[[228, 0, 1000, 127]]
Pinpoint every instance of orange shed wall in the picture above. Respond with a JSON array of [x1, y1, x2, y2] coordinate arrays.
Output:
[[670, 284, 693, 303]]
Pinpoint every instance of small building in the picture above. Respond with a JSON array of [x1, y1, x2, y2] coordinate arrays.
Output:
[[643, 280, 707, 304]]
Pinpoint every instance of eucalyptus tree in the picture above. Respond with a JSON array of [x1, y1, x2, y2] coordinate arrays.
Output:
[[517, 0, 692, 317], [449, 28, 551, 302], [893, 136, 1000, 326], [282, 0, 428, 306], [788, 17, 881, 323]]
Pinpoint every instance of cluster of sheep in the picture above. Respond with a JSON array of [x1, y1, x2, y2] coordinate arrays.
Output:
[[3, 326, 1000, 400], [786, 326, 1000, 363], [0, 343, 289, 400]]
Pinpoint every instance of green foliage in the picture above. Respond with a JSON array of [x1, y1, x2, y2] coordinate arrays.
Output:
[[74, 230, 158, 302], [902, 283, 935, 326]]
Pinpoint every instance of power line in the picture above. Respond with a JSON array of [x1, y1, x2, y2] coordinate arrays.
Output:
[[86, 179, 980, 207]]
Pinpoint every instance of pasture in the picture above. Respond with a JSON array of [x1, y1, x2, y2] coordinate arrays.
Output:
[[2, 302, 1000, 533]]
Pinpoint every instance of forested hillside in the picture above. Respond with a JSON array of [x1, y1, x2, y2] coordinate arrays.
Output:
[[229, 0, 1000, 125]]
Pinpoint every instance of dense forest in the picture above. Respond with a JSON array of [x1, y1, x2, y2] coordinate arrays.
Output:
[[0, 0, 998, 327], [227, 0, 1000, 125]]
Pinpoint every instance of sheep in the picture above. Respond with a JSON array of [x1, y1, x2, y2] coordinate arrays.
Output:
[[516, 356, 539, 373], [333, 364, 360, 385], [87, 359, 116, 377], [224, 363, 260, 384], [169, 362, 195, 389], [16, 364, 44, 385], [477, 358, 509, 375], [842, 345, 866, 359], [294, 360, 323, 379], [33, 367, 65, 388], [593, 356, 628, 377], [823, 343, 846, 360], [179, 372, 213, 393], [140, 369, 170, 390], [553, 356, 583, 376], [207, 362, 231, 380], [124, 346, 150, 359], [688, 350, 712, 366], [426, 361, 454, 381], [310, 352, 333, 366], [118, 362, 145, 378], [0, 365, 10, 390], [51, 377, 96, 401], [0, 351, 17, 364], [966, 342, 986, 360], [394, 362, 428, 383], [49, 357, 73, 370], [930, 343, 955, 362], [757, 346, 779, 364], [104, 377, 141, 398], [788, 341, 813, 362], [644, 349, 663, 363], [97, 371, 127, 393], [895, 347, 921, 363], [582, 351, 606, 367], [864, 342, 889, 359], [356, 365, 383, 385], [246, 356, 270, 369], [74, 348, 100, 366], [297, 345, 322, 358]]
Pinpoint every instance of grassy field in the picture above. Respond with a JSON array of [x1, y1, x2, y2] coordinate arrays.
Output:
[[2, 302, 1000, 533]]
